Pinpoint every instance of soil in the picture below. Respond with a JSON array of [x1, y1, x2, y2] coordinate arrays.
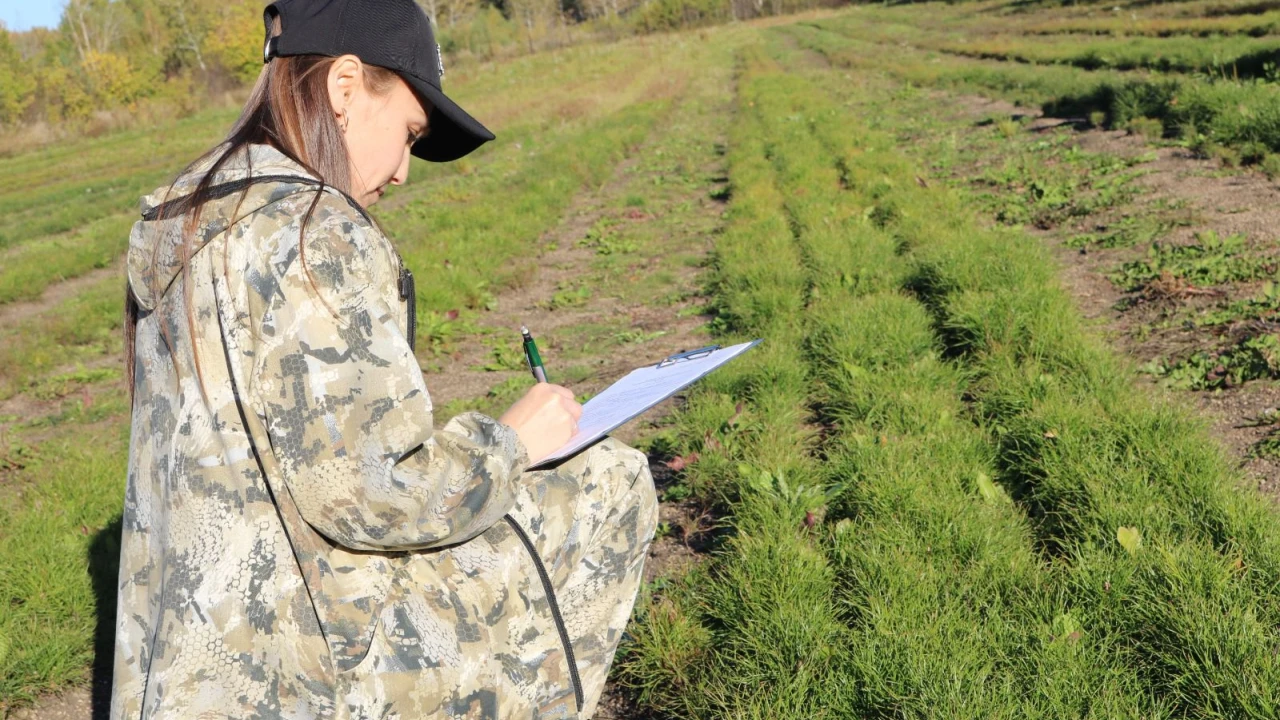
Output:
[[7, 682, 106, 720], [939, 93, 1280, 496]]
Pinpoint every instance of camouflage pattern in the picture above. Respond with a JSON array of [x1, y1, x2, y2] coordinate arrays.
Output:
[[114, 143, 658, 719]]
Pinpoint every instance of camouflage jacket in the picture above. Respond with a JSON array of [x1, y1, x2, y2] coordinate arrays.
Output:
[[113, 144, 534, 718]]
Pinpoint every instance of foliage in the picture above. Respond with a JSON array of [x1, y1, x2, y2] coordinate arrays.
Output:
[[1146, 333, 1280, 390], [0, 29, 36, 125], [2, 0, 837, 135], [1109, 231, 1273, 291], [632, 0, 731, 33], [204, 0, 267, 85]]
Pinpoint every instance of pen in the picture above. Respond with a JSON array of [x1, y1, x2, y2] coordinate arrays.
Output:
[[521, 325, 548, 383]]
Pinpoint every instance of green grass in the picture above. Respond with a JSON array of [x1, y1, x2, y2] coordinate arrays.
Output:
[[936, 33, 1280, 77], [619, 30, 1280, 717], [0, 108, 243, 304], [0, 275, 125, 401], [787, 7, 1280, 164], [1023, 8, 1280, 39], [0, 429, 129, 710]]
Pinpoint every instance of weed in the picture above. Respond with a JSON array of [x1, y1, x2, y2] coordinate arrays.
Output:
[[439, 376, 530, 421], [1195, 281, 1280, 327], [1110, 231, 1271, 291], [1245, 408, 1280, 458], [541, 282, 593, 310], [416, 310, 464, 357], [1214, 144, 1244, 168], [996, 118, 1021, 139], [1124, 116, 1165, 140], [1066, 214, 1177, 250], [613, 329, 669, 345], [28, 367, 119, 401], [476, 342, 527, 372], [1261, 153, 1280, 179], [1251, 432, 1280, 458], [1147, 333, 1280, 389], [662, 483, 694, 502]]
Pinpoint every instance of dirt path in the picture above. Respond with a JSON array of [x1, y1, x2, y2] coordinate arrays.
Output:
[[0, 259, 124, 335], [421, 143, 715, 422]]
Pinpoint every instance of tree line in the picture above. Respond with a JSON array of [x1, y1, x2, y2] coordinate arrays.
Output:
[[0, 0, 842, 134]]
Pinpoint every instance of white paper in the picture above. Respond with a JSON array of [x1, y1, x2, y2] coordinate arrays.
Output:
[[530, 340, 760, 468]]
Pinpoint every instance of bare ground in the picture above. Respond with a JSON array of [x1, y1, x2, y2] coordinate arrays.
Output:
[[940, 93, 1280, 495]]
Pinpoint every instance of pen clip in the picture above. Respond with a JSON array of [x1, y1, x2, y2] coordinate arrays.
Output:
[[657, 344, 720, 369]]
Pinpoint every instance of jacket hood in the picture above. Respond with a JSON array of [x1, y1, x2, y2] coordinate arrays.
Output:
[[127, 143, 332, 311]]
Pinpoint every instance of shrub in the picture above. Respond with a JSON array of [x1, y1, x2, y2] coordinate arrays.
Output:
[[1123, 116, 1164, 139]]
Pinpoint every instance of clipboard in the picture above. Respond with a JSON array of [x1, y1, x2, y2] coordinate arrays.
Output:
[[529, 339, 762, 469]]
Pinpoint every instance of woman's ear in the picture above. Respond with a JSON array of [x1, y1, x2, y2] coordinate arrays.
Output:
[[327, 54, 365, 116]]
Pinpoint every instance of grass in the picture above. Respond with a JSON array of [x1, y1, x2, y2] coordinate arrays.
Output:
[[936, 33, 1280, 77], [618, 28, 1280, 717], [0, 275, 125, 401], [0, 430, 128, 710], [787, 7, 1280, 165], [1023, 9, 1280, 39]]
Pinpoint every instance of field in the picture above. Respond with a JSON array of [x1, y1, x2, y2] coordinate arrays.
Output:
[[7, 0, 1280, 717]]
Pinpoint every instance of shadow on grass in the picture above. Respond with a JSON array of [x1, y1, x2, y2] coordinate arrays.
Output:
[[88, 515, 121, 720]]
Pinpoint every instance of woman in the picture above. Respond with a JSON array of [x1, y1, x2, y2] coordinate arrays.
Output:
[[112, 0, 658, 717]]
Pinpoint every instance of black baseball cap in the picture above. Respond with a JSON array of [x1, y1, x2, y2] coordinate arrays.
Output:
[[263, 0, 495, 162]]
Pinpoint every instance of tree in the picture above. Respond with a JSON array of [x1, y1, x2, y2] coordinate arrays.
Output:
[[506, 0, 557, 53], [417, 0, 441, 31], [82, 48, 147, 105], [205, 0, 263, 84], [0, 26, 36, 125], [153, 0, 213, 72], [63, 0, 125, 62]]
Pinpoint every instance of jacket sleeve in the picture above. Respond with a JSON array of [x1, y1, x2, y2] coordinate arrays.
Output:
[[246, 194, 529, 551]]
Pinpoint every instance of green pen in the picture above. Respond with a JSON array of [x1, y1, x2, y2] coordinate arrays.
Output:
[[521, 325, 548, 383]]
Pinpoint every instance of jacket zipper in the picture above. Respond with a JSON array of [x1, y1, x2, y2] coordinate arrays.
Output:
[[503, 514, 584, 713]]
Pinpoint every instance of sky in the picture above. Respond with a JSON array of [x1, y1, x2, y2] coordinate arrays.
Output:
[[0, 0, 65, 32]]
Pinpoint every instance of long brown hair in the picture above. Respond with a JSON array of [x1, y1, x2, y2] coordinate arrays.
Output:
[[124, 17, 415, 402]]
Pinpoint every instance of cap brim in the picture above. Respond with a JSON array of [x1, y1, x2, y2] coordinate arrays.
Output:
[[404, 76, 495, 163]]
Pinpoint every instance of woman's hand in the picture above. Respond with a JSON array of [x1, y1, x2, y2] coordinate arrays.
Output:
[[498, 384, 582, 464]]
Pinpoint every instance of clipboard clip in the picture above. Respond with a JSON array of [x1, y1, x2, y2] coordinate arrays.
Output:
[[657, 344, 720, 369]]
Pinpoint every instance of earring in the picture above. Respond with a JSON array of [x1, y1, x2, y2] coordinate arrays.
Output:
[[341, 110, 350, 134]]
